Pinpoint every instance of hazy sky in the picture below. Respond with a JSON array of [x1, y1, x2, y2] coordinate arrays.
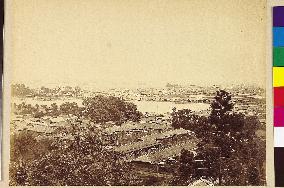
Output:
[[10, 0, 266, 88]]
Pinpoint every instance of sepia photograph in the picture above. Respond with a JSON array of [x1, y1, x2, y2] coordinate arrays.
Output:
[[8, 0, 267, 186]]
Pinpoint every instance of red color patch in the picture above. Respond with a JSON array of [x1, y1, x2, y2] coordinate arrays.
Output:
[[275, 87, 284, 107]]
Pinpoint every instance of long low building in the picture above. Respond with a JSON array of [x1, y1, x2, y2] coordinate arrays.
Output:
[[133, 140, 197, 164], [104, 122, 171, 135], [139, 128, 192, 142]]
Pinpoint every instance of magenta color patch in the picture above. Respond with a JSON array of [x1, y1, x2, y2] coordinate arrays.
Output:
[[275, 107, 284, 127]]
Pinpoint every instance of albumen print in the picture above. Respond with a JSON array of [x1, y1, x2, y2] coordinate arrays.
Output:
[[9, 0, 267, 186]]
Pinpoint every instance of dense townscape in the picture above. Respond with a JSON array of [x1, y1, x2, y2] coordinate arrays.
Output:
[[10, 83, 266, 186]]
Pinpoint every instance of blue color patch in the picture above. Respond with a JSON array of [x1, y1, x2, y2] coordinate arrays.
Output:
[[274, 27, 284, 47]]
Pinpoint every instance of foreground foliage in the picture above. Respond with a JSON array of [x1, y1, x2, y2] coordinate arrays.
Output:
[[10, 127, 140, 186], [171, 90, 265, 186]]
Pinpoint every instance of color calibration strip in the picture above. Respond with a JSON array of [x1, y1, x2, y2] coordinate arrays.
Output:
[[273, 6, 284, 187]]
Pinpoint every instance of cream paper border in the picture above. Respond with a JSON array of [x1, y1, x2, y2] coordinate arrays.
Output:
[[1, 0, 283, 187]]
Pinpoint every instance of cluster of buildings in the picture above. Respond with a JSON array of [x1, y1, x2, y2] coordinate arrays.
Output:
[[10, 83, 266, 186]]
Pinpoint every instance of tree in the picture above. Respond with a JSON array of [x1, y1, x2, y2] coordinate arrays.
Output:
[[198, 90, 264, 185], [210, 90, 234, 125], [171, 90, 265, 186], [177, 149, 196, 184], [82, 95, 142, 125], [59, 102, 81, 116], [171, 109, 209, 134], [13, 102, 36, 115], [11, 84, 35, 97], [39, 86, 52, 96], [74, 86, 81, 97]]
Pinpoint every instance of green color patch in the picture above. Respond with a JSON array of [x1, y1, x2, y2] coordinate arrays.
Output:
[[274, 47, 284, 67]]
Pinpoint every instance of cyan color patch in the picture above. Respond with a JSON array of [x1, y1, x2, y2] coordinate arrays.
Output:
[[274, 27, 284, 47]]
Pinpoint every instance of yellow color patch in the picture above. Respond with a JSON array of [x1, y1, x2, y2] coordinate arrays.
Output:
[[274, 67, 284, 87]]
